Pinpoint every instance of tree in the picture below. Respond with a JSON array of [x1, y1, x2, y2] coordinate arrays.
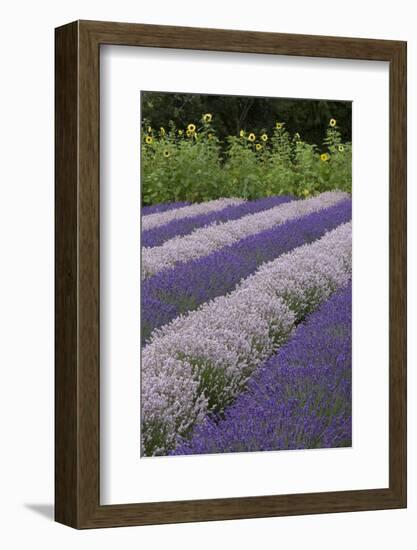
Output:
[[141, 91, 352, 146]]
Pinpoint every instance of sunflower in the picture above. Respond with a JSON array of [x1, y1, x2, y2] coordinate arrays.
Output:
[[329, 118, 337, 127], [255, 143, 262, 151], [186, 129, 192, 137], [275, 122, 284, 130], [163, 150, 170, 158], [320, 153, 330, 162], [202, 113, 212, 123], [239, 129, 245, 138], [260, 133, 268, 142], [145, 136, 153, 144], [338, 144, 345, 152], [187, 123, 196, 133], [160, 127, 166, 135], [248, 133, 256, 142]]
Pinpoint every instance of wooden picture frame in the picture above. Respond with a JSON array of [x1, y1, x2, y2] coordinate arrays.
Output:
[[55, 20, 407, 528]]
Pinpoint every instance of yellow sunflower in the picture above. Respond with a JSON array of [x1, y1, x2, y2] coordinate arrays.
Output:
[[239, 129, 245, 138], [163, 150, 170, 158], [320, 153, 330, 162], [145, 136, 153, 144], [187, 123, 196, 133], [248, 133, 256, 142], [329, 118, 337, 127], [275, 122, 284, 130], [338, 144, 345, 152], [260, 133, 268, 142], [255, 143, 262, 151], [202, 113, 212, 123]]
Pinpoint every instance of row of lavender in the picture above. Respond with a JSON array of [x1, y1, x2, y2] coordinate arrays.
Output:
[[141, 205, 352, 457], [172, 283, 352, 455], [142, 195, 294, 248], [142, 197, 245, 231], [142, 198, 352, 344], [142, 191, 347, 277], [142, 200, 191, 216]]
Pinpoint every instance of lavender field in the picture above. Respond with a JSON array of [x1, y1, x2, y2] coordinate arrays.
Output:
[[140, 192, 352, 457]]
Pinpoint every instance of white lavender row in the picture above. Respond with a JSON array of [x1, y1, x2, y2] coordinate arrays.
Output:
[[141, 221, 352, 456], [142, 191, 349, 279], [141, 197, 245, 231]]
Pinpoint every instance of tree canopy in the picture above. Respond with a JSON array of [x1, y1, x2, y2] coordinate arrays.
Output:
[[141, 91, 352, 146]]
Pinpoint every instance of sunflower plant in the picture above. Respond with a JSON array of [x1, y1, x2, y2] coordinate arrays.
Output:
[[142, 118, 228, 204], [223, 135, 266, 199], [141, 113, 352, 204]]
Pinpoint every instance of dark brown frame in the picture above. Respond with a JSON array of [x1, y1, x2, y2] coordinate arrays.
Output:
[[55, 20, 407, 529]]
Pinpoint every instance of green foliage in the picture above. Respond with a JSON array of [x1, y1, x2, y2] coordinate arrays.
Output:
[[141, 118, 227, 204], [141, 91, 352, 145], [141, 115, 352, 205]]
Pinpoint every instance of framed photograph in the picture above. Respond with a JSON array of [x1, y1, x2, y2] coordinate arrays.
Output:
[[55, 20, 406, 528]]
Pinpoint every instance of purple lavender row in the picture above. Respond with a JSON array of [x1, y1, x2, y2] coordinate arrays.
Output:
[[142, 195, 295, 248], [141, 198, 352, 345], [142, 201, 190, 216], [172, 283, 352, 456]]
